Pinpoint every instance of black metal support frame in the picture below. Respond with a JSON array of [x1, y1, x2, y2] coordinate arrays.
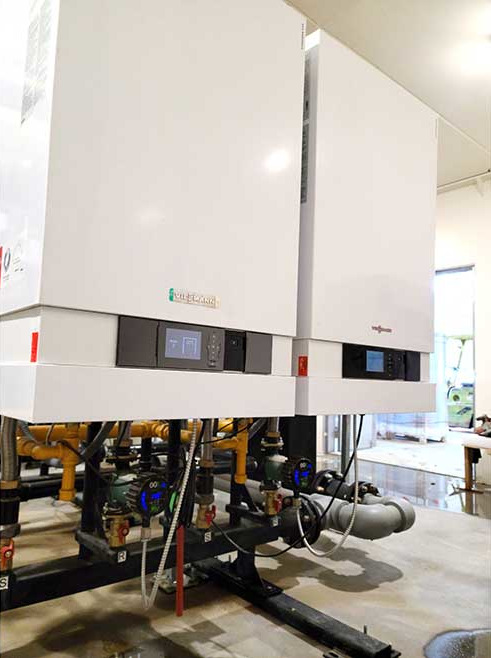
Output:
[[0, 522, 279, 611], [0, 417, 401, 658], [196, 556, 400, 658]]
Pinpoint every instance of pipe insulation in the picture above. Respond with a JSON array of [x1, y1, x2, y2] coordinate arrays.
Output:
[[1, 417, 18, 482], [214, 476, 415, 542]]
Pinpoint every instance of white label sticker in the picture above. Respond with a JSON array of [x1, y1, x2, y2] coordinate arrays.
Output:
[[21, 0, 52, 124], [204, 531, 212, 543], [117, 551, 127, 563], [0, 576, 9, 591]]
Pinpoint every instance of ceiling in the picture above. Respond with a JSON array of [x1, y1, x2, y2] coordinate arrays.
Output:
[[288, 0, 491, 187]]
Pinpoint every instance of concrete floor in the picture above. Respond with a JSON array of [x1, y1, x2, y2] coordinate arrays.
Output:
[[1, 491, 490, 658]]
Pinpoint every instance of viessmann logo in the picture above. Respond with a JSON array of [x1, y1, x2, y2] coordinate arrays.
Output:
[[371, 324, 393, 334], [168, 287, 220, 309]]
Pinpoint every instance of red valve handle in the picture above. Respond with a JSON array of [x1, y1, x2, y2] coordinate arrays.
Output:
[[0, 540, 14, 570], [274, 494, 283, 514], [118, 520, 130, 543], [205, 505, 217, 526]]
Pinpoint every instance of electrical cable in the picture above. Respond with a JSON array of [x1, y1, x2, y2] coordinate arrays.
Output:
[[200, 420, 255, 446], [56, 440, 111, 485], [141, 418, 198, 610], [295, 420, 359, 557], [211, 414, 365, 558], [82, 421, 116, 460]]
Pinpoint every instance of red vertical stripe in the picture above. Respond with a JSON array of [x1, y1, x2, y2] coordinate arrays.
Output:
[[30, 332, 39, 363], [298, 355, 308, 376]]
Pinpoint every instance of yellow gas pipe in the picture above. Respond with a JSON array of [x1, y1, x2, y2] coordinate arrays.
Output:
[[16, 418, 246, 500]]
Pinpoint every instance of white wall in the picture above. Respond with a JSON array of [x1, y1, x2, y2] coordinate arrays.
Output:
[[435, 178, 491, 418]]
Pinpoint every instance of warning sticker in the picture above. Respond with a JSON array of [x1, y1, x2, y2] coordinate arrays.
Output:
[[21, 0, 52, 124]]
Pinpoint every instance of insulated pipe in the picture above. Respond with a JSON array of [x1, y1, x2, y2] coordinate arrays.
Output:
[[214, 476, 415, 541]]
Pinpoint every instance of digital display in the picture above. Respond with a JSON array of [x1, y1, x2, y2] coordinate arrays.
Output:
[[366, 350, 384, 373], [165, 328, 202, 360]]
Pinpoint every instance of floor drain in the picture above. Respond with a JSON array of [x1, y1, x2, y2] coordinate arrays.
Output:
[[424, 629, 491, 658]]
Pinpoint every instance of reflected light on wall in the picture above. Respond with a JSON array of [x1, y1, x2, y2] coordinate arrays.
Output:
[[264, 149, 290, 173], [455, 38, 491, 76]]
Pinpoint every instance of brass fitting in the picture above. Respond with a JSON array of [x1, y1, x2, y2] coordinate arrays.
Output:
[[195, 504, 216, 530], [106, 511, 130, 548], [263, 490, 282, 517]]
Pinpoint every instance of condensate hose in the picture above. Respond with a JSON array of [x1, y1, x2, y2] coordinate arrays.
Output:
[[141, 418, 198, 609], [297, 430, 359, 557]]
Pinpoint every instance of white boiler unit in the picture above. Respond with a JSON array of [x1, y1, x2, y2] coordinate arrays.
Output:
[[294, 31, 437, 415], [0, 0, 305, 422]]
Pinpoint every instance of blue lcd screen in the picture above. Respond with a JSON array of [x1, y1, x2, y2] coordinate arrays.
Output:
[[366, 350, 384, 373], [165, 328, 202, 360]]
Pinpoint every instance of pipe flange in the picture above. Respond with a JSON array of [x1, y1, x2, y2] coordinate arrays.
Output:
[[280, 496, 321, 548]]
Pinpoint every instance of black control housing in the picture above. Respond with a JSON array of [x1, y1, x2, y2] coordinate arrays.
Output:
[[342, 343, 421, 381], [116, 316, 272, 374]]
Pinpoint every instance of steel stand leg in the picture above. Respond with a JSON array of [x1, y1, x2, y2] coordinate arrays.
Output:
[[79, 422, 102, 559]]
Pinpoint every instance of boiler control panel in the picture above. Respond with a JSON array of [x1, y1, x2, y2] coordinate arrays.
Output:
[[116, 316, 272, 374], [342, 343, 421, 381]]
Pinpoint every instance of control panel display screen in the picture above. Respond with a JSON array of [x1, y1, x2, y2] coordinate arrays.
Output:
[[165, 328, 202, 360], [366, 350, 384, 373]]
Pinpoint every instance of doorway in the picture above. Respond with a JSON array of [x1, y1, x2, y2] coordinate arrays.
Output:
[[435, 266, 475, 431]]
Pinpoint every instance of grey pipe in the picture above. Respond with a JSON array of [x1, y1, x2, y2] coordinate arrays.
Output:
[[309, 493, 415, 540], [214, 475, 415, 542], [1, 417, 18, 482]]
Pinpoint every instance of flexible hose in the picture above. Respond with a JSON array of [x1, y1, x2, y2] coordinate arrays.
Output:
[[1, 417, 18, 482], [297, 428, 359, 557], [141, 418, 198, 610]]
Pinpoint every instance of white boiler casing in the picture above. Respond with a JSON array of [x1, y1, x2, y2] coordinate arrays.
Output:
[[295, 31, 437, 415], [0, 0, 305, 422]]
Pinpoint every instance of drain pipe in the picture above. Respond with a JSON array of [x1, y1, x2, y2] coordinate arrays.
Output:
[[0, 417, 20, 570], [214, 475, 415, 542]]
